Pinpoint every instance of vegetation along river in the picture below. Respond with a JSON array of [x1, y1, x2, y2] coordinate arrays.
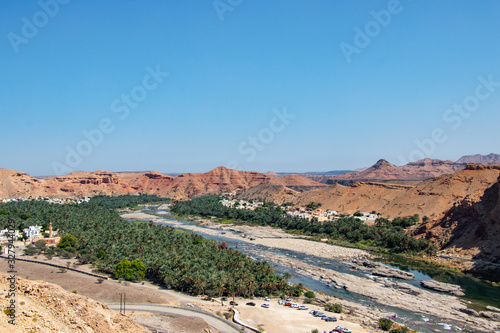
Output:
[[124, 206, 499, 333]]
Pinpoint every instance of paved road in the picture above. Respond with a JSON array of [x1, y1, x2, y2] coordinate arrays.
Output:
[[107, 303, 243, 333]]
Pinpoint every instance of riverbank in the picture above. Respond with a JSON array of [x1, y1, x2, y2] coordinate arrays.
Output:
[[124, 211, 371, 262], [122, 209, 500, 332]]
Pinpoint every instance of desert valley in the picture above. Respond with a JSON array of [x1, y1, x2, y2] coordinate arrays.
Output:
[[1, 154, 500, 333]]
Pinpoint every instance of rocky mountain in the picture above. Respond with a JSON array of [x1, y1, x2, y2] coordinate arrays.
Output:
[[0, 274, 148, 332], [238, 165, 500, 219], [414, 166, 500, 262], [456, 153, 500, 165], [331, 158, 467, 183], [0, 167, 325, 200]]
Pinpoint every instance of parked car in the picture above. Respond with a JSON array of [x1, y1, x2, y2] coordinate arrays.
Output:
[[323, 316, 338, 322], [261, 303, 270, 308], [329, 330, 343, 333], [309, 310, 318, 315], [284, 302, 292, 307], [264, 297, 270, 301], [313, 312, 325, 317], [286, 298, 292, 301], [278, 300, 285, 305], [229, 301, 238, 306], [298, 305, 308, 310], [335, 326, 351, 333], [246, 302, 256, 306], [221, 297, 228, 301], [291, 303, 299, 308]]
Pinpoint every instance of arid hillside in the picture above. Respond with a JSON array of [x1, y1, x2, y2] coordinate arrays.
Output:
[[238, 165, 500, 219], [414, 170, 500, 262], [0, 167, 325, 200], [0, 274, 148, 333]]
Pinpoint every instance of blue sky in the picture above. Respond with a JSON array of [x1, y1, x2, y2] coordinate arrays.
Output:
[[1, 0, 499, 176]]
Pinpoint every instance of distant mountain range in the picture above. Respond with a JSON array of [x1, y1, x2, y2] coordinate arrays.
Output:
[[296, 153, 500, 184], [0, 166, 326, 200]]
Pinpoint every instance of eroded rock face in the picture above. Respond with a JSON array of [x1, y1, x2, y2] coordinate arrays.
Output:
[[348, 260, 415, 280], [420, 280, 465, 296], [415, 174, 500, 265]]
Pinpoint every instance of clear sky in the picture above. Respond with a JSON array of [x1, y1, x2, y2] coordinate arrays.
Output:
[[1, 0, 499, 176]]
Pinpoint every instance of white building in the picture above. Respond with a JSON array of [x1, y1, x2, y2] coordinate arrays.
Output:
[[23, 225, 43, 239], [0, 229, 20, 241]]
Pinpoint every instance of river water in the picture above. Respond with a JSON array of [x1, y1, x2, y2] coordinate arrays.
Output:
[[126, 208, 497, 333]]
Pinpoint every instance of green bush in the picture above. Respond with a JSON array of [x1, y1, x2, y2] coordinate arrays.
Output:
[[325, 303, 343, 313], [304, 291, 315, 298], [378, 318, 393, 331], [115, 258, 147, 281]]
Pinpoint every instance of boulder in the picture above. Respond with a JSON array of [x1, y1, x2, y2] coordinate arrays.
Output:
[[350, 260, 415, 280], [480, 311, 500, 321], [420, 280, 465, 296], [458, 307, 480, 317]]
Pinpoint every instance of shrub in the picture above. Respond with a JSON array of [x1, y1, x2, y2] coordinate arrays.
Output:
[[304, 291, 315, 299], [71, 289, 78, 294], [379, 318, 393, 331], [325, 303, 343, 313]]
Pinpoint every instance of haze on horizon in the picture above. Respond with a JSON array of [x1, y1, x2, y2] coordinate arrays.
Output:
[[1, 0, 500, 176]]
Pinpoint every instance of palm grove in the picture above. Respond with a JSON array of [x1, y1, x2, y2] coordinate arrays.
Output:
[[0, 195, 288, 297]]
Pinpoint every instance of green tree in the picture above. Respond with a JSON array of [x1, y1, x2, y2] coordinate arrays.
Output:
[[57, 234, 78, 249], [115, 258, 147, 281]]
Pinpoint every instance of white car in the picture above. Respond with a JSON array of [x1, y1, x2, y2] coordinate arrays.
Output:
[[291, 303, 299, 308], [298, 305, 308, 310], [278, 299, 285, 305], [264, 297, 270, 301], [335, 326, 351, 333], [261, 303, 270, 308]]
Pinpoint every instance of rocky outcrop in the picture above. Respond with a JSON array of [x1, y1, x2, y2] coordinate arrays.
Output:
[[0, 274, 148, 332], [414, 174, 500, 265], [348, 260, 415, 280], [420, 280, 465, 296]]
